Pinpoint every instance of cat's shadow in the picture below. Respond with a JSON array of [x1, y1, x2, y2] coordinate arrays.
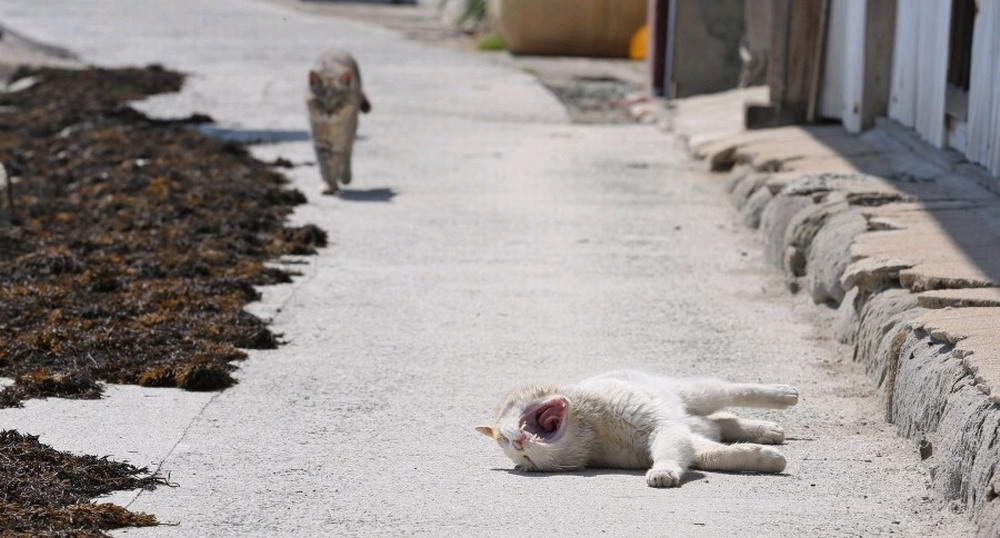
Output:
[[491, 468, 708, 486], [196, 125, 312, 144], [334, 187, 397, 202]]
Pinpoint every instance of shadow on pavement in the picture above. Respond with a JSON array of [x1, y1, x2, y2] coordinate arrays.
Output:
[[490, 468, 708, 486], [337, 187, 397, 202], [196, 125, 312, 144], [808, 126, 1000, 289]]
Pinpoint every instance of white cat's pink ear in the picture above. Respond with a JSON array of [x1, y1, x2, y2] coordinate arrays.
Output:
[[475, 426, 498, 439]]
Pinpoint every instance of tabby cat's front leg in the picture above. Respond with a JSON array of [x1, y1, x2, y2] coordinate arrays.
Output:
[[341, 145, 353, 185], [645, 424, 695, 488], [315, 145, 340, 195]]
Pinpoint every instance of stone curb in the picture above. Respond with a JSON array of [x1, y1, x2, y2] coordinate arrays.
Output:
[[679, 119, 1000, 536]]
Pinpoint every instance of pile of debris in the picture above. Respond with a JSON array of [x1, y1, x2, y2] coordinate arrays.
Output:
[[0, 65, 324, 534], [0, 66, 325, 407], [0, 430, 168, 536]]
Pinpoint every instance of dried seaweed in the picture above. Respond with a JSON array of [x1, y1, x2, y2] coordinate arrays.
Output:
[[0, 65, 326, 407], [0, 430, 166, 536], [0, 370, 102, 405]]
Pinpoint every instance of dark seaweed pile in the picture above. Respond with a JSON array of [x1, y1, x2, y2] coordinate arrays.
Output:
[[0, 430, 166, 537], [0, 66, 326, 407]]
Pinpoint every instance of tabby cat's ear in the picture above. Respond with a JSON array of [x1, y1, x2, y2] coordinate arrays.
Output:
[[339, 70, 353, 85], [308, 70, 320, 85], [475, 426, 498, 439]]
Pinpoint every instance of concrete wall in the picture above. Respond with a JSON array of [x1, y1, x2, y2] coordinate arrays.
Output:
[[667, 0, 745, 98]]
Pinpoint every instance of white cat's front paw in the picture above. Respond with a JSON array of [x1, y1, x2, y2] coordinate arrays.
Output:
[[767, 385, 799, 408], [646, 467, 683, 488]]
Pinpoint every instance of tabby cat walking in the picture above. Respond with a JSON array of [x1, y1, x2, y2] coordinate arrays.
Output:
[[307, 50, 371, 195]]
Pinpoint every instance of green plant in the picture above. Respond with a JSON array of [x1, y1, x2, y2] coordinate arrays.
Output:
[[477, 32, 506, 51], [439, 0, 488, 29]]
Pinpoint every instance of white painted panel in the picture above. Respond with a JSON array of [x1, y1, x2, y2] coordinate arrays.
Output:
[[912, 0, 951, 147], [840, 0, 867, 132], [967, 0, 993, 166], [986, 0, 1000, 175], [993, 30, 1000, 175], [889, 1, 919, 127], [820, 0, 869, 133], [967, 0, 1000, 175], [820, 0, 849, 120], [890, 0, 951, 147]]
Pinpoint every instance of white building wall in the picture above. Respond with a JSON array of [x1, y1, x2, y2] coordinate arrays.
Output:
[[822, 0, 1000, 178], [967, 0, 1000, 175], [890, 0, 952, 147]]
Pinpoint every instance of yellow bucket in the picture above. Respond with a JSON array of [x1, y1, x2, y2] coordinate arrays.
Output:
[[629, 24, 648, 60]]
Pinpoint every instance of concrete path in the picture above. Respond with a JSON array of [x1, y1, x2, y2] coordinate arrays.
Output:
[[0, 1, 973, 536]]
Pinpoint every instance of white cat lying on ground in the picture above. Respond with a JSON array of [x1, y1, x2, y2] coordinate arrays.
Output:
[[476, 370, 799, 487]]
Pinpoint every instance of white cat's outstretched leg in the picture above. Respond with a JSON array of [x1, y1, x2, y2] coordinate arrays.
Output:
[[729, 383, 799, 409], [691, 435, 786, 473], [645, 424, 694, 488], [678, 379, 799, 415], [708, 412, 785, 444]]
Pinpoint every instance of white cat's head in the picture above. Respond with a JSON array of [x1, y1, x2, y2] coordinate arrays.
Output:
[[476, 385, 591, 472]]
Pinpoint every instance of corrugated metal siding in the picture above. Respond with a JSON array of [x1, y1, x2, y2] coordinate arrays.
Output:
[[967, 0, 1000, 175], [915, 0, 952, 147], [830, 0, 999, 176], [890, 0, 952, 147]]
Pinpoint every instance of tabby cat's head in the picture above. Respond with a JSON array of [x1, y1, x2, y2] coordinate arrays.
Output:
[[308, 69, 354, 106], [476, 385, 592, 472]]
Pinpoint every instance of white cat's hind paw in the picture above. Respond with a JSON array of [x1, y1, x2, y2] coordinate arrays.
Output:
[[646, 467, 683, 488], [753, 421, 785, 445], [754, 446, 787, 473]]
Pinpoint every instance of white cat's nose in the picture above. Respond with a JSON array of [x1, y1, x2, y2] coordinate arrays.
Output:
[[511, 433, 528, 451]]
